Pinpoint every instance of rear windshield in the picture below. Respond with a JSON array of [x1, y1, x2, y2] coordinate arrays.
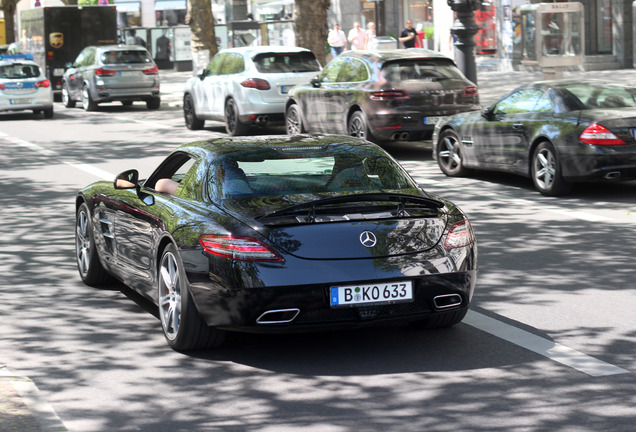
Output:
[[562, 84, 636, 109], [0, 64, 40, 79], [252, 52, 321, 73], [208, 143, 417, 199], [101, 50, 153, 65], [381, 59, 464, 83]]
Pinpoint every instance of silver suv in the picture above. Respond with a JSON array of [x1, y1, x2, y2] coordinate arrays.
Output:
[[62, 45, 160, 111]]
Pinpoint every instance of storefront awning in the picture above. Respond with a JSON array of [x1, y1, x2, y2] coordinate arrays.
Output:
[[154, 0, 186, 10]]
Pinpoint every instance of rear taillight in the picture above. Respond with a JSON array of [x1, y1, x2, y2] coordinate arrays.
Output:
[[240, 78, 271, 90], [0, 83, 5, 90], [95, 67, 117, 76], [35, 80, 50, 88], [444, 220, 475, 249], [199, 235, 283, 262], [463, 86, 478, 96], [579, 123, 627, 146], [142, 65, 159, 75], [369, 90, 409, 101]]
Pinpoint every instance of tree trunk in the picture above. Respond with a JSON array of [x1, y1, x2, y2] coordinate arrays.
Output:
[[294, 0, 330, 66], [1, 1, 17, 44], [186, 0, 217, 71]]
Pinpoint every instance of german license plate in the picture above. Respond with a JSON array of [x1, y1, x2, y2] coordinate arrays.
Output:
[[281, 85, 290, 94], [330, 281, 413, 308], [424, 116, 445, 125], [10, 98, 32, 105]]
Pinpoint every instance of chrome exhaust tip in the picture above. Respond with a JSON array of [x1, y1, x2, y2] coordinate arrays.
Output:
[[433, 294, 463, 310], [604, 171, 621, 180], [256, 308, 300, 324]]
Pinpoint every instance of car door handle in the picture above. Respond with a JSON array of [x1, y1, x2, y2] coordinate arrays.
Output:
[[513, 123, 524, 129]]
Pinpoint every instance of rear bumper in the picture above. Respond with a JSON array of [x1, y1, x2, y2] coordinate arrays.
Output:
[[560, 146, 636, 182], [94, 87, 160, 103], [190, 270, 476, 331]]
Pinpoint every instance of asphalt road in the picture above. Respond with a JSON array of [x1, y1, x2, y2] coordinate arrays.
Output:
[[1, 92, 635, 431]]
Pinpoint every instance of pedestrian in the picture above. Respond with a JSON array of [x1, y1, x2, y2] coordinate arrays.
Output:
[[365, 22, 376, 49], [327, 23, 347, 58], [399, 20, 420, 49], [347, 21, 367, 50]]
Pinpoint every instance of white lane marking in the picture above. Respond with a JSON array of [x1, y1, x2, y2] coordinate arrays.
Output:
[[64, 160, 114, 181], [4, 136, 56, 156], [464, 310, 629, 377]]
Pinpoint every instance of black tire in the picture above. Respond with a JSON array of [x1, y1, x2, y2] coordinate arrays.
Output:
[[183, 93, 204, 130], [82, 85, 98, 111], [286, 103, 306, 135], [43, 107, 54, 119], [409, 307, 468, 329], [121, 100, 134, 106], [158, 243, 226, 351], [531, 141, 572, 196], [348, 111, 374, 141], [437, 129, 468, 177], [62, 84, 76, 108], [75, 202, 112, 286], [225, 98, 249, 136], [146, 97, 161, 110]]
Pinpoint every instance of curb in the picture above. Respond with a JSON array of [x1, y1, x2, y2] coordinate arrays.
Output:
[[0, 366, 67, 432]]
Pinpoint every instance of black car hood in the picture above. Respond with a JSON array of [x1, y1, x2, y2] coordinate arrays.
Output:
[[219, 193, 448, 259]]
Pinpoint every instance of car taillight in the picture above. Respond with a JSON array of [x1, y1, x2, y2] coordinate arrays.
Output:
[[199, 234, 283, 262], [0, 83, 5, 90], [463, 86, 478, 96], [240, 78, 271, 90], [35, 80, 51, 88], [444, 220, 475, 249], [369, 90, 409, 100], [142, 65, 159, 75], [95, 67, 117, 76], [579, 123, 627, 145]]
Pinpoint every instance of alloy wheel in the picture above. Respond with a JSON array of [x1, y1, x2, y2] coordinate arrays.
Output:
[[75, 209, 91, 277], [159, 251, 181, 341]]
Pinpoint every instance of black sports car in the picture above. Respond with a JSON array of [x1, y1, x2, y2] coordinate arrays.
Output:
[[75, 135, 477, 350], [433, 79, 636, 196]]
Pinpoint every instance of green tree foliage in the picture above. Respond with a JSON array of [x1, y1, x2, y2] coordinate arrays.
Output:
[[294, 0, 331, 66]]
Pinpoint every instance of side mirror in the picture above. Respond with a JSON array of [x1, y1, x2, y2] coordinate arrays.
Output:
[[197, 68, 208, 80], [481, 107, 495, 120], [310, 76, 321, 88], [114, 169, 139, 189]]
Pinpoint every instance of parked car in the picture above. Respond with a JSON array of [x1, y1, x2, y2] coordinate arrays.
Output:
[[0, 53, 53, 118], [183, 46, 322, 135], [285, 48, 479, 143], [62, 44, 160, 111], [433, 79, 636, 196], [75, 134, 477, 351]]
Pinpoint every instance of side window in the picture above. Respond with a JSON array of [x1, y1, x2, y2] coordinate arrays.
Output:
[[206, 53, 226, 76], [220, 53, 245, 75], [320, 58, 343, 83], [533, 91, 553, 112], [493, 89, 544, 115], [337, 58, 369, 82], [83, 48, 97, 67], [146, 152, 198, 198], [74, 49, 88, 66]]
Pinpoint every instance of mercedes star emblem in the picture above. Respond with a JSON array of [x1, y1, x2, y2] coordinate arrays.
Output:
[[360, 231, 377, 248]]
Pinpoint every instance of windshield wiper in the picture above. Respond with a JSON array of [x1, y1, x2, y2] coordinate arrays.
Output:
[[257, 193, 444, 222]]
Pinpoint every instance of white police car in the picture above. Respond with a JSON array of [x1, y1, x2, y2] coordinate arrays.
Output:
[[0, 54, 54, 118]]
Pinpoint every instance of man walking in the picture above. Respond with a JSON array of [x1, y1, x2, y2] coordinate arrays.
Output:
[[399, 20, 419, 48], [327, 23, 347, 57]]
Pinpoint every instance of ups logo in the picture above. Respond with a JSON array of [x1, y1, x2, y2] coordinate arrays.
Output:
[[49, 32, 63, 48]]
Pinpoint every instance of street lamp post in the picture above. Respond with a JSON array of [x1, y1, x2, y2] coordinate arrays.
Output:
[[448, 0, 481, 85]]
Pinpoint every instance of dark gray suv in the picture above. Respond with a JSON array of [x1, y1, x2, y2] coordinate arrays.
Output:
[[62, 45, 160, 111]]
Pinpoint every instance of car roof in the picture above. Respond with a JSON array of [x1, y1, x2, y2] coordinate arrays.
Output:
[[219, 46, 314, 56], [0, 54, 39, 66], [174, 134, 382, 159], [85, 44, 148, 52], [341, 48, 453, 62]]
